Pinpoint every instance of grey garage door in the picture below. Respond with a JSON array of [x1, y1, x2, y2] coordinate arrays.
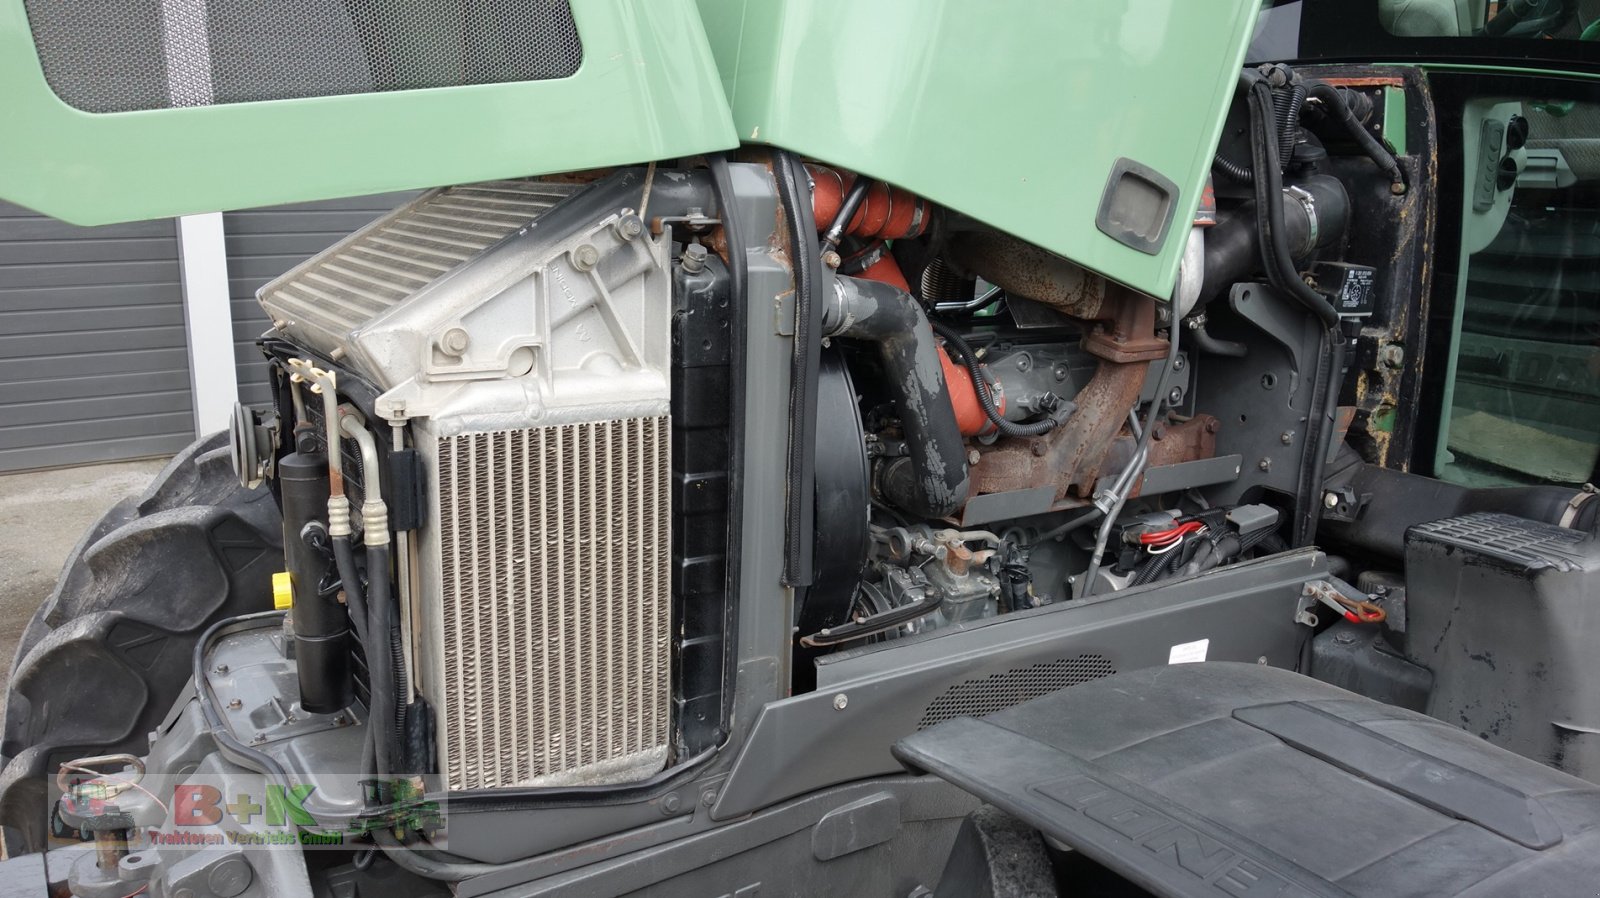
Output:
[[226, 192, 420, 407], [0, 202, 193, 473]]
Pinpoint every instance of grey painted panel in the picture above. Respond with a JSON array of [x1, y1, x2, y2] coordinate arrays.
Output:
[[0, 432, 193, 472], [0, 410, 195, 450], [0, 369, 190, 405], [224, 191, 418, 404], [712, 550, 1327, 821], [0, 259, 179, 288], [0, 204, 191, 472], [0, 347, 190, 381], [1, 389, 190, 427], [0, 282, 190, 313], [0, 237, 181, 265], [0, 325, 189, 358], [1, 304, 185, 335]]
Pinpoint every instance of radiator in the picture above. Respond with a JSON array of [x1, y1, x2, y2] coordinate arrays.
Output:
[[259, 173, 675, 791], [434, 418, 672, 790]]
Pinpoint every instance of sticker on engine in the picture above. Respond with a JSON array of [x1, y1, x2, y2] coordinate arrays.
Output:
[[1168, 638, 1209, 664]]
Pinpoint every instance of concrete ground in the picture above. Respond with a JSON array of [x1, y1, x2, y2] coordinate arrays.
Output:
[[0, 458, 169, 696]]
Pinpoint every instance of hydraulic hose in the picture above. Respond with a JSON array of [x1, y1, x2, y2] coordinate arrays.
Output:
[[824, 275, 970, 517], [1306, 82, 1406, 194], [928, 319, 1061, 438]]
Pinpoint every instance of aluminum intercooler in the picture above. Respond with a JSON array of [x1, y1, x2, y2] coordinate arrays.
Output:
[[258, 173, 674, 790]]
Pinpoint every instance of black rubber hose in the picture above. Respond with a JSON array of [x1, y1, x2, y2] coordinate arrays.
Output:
[[822, 176, 872, 253], [1190, 321, 1248, 358], [365, 543, 399, 779], [826, 276, 970, 517], [372, 829, 498, 882], [372, 545, 408, 767], [1306, 82, 1405, 192], [331, 535, 369, 645], [929, 319, 1060, 437]]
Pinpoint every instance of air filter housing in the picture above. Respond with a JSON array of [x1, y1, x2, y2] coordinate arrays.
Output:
[[258, 172, 673, 790]]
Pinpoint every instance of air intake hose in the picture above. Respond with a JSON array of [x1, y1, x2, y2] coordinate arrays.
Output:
[[824, 275, 970, 517]]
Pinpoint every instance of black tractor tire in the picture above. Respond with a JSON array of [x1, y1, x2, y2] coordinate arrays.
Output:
[[0, 432, 282, 854]]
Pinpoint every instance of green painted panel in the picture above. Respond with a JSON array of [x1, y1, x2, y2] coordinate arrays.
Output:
[[0, 1, 739, 225], [699, 0, 1260, 299]]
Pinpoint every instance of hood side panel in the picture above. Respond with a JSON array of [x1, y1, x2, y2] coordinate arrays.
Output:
[[700, 0, 1260, 298], [0, 0, 738, 225]]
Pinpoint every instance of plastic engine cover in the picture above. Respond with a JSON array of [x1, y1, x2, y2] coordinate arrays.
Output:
[[895, 662, 1600, 898]]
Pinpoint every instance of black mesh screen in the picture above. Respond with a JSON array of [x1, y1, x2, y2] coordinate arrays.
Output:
[[25, 0, 583, 114], [917, 655, 1117, 730]]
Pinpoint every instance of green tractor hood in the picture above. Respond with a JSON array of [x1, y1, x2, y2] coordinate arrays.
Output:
[[0, 0, 1260, 299]]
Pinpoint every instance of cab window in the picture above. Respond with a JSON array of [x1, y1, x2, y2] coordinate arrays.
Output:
[[1434, 97, 1600, 487]]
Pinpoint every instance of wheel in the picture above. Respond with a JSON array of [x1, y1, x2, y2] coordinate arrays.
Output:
[[0, 432, 281, 853]]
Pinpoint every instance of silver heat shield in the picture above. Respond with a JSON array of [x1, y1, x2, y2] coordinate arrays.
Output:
[[258, 173, 673, 790]]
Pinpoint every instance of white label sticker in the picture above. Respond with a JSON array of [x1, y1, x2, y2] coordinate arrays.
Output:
[[1168, 638, 1210, 665]]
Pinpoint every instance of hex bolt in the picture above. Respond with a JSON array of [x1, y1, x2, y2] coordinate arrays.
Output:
[[333, 714, 348, 725], [701, 789, 718, 807], [661, 793, 682, 815], [251, 733, 266, 745], [614, 213, 644, 241], [1258, 458, 1272, 472], [681, 243, 709, 273], [1324, 492, 1340, 509], [572, 243, 600, 271], [821, 249, 842, 269], [227, 698, 243, 710], [833, 693, 849, 711], [1032, 442, 1048, 457], [1378, 344, 1405, 369], [1333, 630, 1358, 646], [968, 449, 982, 465], [439, 327, 470, 356], [214, 665, 229, 676], [1257, 656, 1269, 665], [1280, 431, 1295, 446]]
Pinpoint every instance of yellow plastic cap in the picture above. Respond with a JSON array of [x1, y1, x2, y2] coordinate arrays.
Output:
[[272, 571, 293, 610]]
